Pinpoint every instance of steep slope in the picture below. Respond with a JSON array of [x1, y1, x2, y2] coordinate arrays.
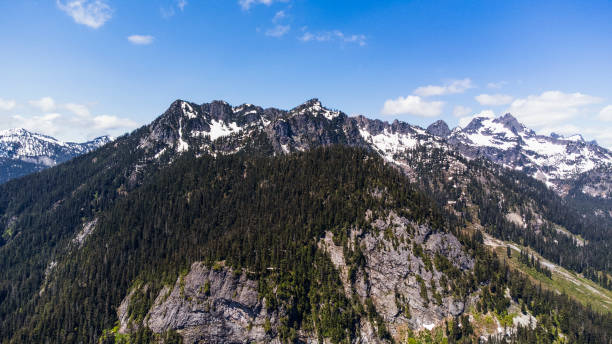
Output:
[[134, 98, 441, 163], [1, 99, 611, 343], [438, 114, 612, 196], [5, 147, 610, 344], [0, 128, 111, 183]]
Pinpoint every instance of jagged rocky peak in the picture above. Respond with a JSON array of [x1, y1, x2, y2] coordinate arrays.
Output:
[[426, 120, 451, 138], [290, 98, 342, 120], [460, 116, 487, 132], [494, 113, 528, 134], [446, 112, 612, 193]]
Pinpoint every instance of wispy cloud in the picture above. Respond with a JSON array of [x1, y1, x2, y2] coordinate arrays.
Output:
[[265, 25, 290, 37], [381, 95, 444, 117], [507, 91, 601, 127], [64, 103, 91, 116], [0, 98, 16, 111], [487, 81, 507, 89], [29, 97, 56, 112], [161, 0, 188, 18], [273, 10, 286, 22], [1, 97, 137, 141], [300, 30, 366, 46], [599, 105, 612, 122], [413, 78, 473, 97], [127, 35, 155, 45], [475, 93, 514, 106], [239, 0, 289, 11], [56, 0, 112, 29], [453, 105, 472, 117]]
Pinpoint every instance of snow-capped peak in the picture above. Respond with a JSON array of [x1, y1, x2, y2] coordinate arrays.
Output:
[[291, 99, 341, 120], [443, 113, 612, 192], [0, 128, 111, 183]]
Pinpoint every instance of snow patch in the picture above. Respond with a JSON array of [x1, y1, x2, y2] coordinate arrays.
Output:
[[358, 128, 418, 162], [193, 120, 243, 141], [176, 118, 189, 152], [181, 102, 197, 119], [154, 148, 167, 160]]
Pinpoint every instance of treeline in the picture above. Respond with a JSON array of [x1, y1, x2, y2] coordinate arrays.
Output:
[[517, 250, 552, 279], [397, 146, 611, 288], [2, 146, 454, 343], [1, 145, 610, 343]]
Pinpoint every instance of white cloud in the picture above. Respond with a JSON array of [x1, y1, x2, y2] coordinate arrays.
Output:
[[265, 25, 290, 37], [300, 30, 366, 46], [64, 103, 91, 117], [1, 98, 138, 141], [3, 111, 137, 142], [56, 0, 112, 29], [381, 95, 444, 117], [92, 115, 137, 130], [128, 35, 155, 45], [0, 98, 16, 111], [487, 81, 507, 89], [475, 93, 514, 106], [413, 78, 473, 97], [161, 0, 187, 18], [507, 91, 601, 127], [458, 110, 495, 128], [598, 105, 612, 121], [453, 105, 472, 117], [9, 113, 63, 137], [273, 10, 286, 22], [239, 0, 288, 10], [29, 97, 56, 112]]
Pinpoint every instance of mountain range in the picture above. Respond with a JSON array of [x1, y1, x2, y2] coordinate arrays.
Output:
[[133, 98, 612, 200], [429, 114, 612, 197], [3, 99, 611, 201], [0, 99, 611, 343], [0, 128, 111, 183]]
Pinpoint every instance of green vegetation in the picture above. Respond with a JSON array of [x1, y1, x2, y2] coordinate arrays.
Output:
[[0, 144, 610, 343], [396, 146, 612, 290], [488, 239, 612, 314]]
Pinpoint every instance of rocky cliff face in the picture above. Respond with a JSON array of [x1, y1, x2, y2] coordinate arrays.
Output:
[[118, 209, 474, 343], [119, 263, 280, 344], [426, 120, 451, 138], [320, 210, 473, 341]]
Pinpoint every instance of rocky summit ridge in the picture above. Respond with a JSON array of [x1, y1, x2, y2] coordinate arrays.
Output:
[[140, 98, 612, 198]]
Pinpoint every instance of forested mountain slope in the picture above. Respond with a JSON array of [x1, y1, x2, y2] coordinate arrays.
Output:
[[0, 99, 611, 343]]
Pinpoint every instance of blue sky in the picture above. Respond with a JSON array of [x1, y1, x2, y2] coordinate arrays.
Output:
[[1, 0, 611, 147]]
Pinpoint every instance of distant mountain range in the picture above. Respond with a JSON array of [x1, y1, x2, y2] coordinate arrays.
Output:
[[427, 114, 612, 197], [0, 128, 112, 183]]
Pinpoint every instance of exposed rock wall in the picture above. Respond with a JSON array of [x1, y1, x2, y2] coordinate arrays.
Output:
[[118, 211, 475, 343], [119, 262, 279, 343], [320, 211, 474, 342]]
